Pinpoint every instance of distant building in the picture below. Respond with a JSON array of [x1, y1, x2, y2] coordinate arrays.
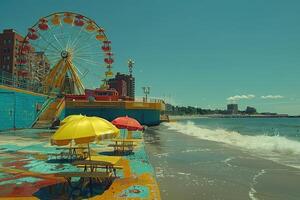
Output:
[[227, 104, 238, 114], [245, 106, 257, 114], [107, 78, 127, 97], [0, 29, 24, 76], [108, 72, 135, 100]]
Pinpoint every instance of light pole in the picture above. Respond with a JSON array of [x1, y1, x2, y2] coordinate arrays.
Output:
[[128, 59, 135, 76], [142, 86, 150, 102]]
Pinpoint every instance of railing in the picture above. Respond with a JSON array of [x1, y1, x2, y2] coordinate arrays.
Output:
[[149, 98, 165, 103], [54, 97, 65, 118], [0, 70, 43, 94], [31, 97, 56, 127], [135, 97, 165, 104]]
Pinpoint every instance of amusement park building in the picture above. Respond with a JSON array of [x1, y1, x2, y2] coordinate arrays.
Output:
[[108, 72, 135, 100], [29, 51, 50, 82]]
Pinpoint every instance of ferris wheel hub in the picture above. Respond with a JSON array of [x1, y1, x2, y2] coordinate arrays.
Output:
[[61, 50, 69, 59]]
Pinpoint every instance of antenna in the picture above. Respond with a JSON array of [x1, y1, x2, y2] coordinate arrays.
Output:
[[128, 59, 135, 76]]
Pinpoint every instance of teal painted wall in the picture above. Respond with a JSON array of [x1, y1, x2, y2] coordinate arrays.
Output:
[[0, 88, 47, 130], [0, 87, 161, 130], [65, 107, 160, 126]]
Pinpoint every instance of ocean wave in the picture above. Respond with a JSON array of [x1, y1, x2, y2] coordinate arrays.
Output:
[[165, 121, 300, 168]]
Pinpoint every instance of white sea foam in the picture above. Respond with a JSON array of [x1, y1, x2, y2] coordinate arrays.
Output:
[[177, 172, 191, 176], [153, 153, 169, 158], [223, 157, 235, 167], [165, 121, 300, 168], [249, 169, 266, 200], [181, 148, 210, 153]]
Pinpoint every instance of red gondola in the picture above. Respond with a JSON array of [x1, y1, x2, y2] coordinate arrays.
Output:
[[102, 45, 111, 52], [74, 15, 84, 26], [38, 18, 49, 30], [104, 58, 114, 64], [28, 28, 38, 40]]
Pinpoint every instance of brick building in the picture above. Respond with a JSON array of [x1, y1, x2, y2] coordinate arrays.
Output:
[[108, 72, 135, 100], [0, 29, 24, 76]]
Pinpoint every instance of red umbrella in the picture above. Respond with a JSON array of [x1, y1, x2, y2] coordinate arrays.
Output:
[[112, 116, 143, 131]]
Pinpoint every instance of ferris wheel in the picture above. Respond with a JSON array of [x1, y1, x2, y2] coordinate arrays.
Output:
[[18, 12, 114, 94]]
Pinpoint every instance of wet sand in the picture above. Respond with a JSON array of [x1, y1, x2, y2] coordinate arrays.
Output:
[[144, 125, 300, 200]]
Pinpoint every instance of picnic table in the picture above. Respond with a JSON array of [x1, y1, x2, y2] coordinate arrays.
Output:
[[49, 146, 88, 160], [109, 138, 141, 154], [54, 155, 122, 193], [54, 171, 112, 193], [73, 155, 122, 176]]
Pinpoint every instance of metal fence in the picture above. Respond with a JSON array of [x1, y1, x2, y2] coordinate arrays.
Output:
[[0, 70, 44, 94]]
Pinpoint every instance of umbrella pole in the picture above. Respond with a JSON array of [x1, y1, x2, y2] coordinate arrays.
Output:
[[123, 129, 125, 153], [88, 143, 91, 160], [69, 142, 72, 160]]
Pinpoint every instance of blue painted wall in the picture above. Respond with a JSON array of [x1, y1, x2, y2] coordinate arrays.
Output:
[[65, 107, 160, 126], [0, 88, 47, 130]]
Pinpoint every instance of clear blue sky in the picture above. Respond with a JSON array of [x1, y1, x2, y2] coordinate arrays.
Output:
[[1, 0, 300, 114]]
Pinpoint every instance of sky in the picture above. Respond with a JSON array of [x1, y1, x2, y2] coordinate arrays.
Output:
[[0, 0, 300, 114]]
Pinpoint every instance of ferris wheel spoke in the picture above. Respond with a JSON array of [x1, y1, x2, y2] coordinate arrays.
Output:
[[66, 32, 73, 51], [71, 33, 89, 50], [37, 28, 62, 52], [75, 53, 103, 57], [75, 50, 103, 56], [69, 25, 86, 49], [74, 53, 102, 60], [73, 51, 101, 60], [73, 42, 101, 55], [73, 61, 91, 81], [48, 24, 65, 51], [27, 41, 59, 56], [72, 29, 94, 48], [72, 33, 96, 52], [75, 56, 102, 66], [37, 32, 62, 53]]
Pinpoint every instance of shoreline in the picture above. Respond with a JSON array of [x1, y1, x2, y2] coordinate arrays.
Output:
[[168, 114, 300, 121]]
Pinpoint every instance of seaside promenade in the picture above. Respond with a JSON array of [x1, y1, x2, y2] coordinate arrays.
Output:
[[0, 129, 160, 199]]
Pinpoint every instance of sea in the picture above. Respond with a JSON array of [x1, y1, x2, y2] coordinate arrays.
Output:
[[144, 117, 300, 200]]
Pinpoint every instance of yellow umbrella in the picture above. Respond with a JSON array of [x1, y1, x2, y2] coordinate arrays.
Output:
[[51, 116, 120, 158], [60, 114, 85, 126], [87, 116, 120, 141], [52, 116, 119, 145]]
